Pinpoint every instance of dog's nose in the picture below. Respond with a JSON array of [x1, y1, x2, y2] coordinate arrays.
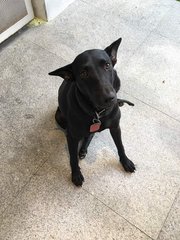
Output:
[[105, 96, 115, 103], [105, 92, 116, 104]]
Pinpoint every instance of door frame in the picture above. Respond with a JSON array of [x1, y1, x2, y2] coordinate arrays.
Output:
[[0, 0, 34, 43]]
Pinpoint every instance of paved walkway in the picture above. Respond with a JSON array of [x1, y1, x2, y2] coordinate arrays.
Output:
[[0, 0, 180, 239]]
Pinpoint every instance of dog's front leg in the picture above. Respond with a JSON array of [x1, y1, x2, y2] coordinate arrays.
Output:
[[110, 126, 136, 172], [67, 133, 84, 186]]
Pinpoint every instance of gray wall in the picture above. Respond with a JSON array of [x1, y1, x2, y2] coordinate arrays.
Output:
[[32, 0, 75, 21]]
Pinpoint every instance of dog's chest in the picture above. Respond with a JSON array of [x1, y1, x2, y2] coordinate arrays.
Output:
[[97, 117, 117, 132], [89, 109, 120, 133], [68, 105, 120, 137]]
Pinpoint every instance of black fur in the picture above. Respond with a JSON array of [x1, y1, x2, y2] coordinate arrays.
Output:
[[49, 38, 135, 186]]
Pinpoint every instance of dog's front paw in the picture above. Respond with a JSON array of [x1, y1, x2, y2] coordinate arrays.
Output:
[[120, 157, 136, 173], [72, 170, 84, 186]]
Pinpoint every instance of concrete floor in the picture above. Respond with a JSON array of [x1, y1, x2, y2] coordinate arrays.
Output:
[[0, 0, 180, 239]]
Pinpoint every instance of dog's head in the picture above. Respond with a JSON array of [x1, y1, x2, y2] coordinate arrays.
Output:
[[49, 38, 122, 110]]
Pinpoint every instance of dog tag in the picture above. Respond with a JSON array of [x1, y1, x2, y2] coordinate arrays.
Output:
[[90, 119, 101, 132]]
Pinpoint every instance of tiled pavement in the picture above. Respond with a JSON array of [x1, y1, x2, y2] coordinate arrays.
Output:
[[0, 0, 180, 239]]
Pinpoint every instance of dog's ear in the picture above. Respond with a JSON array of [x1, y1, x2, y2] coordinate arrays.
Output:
[[48, 64, 73, 81], [104, 38, 122, 66]]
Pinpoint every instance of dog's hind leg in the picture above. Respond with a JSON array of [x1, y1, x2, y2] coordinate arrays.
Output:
[[55, 107, 67, 131], [79, 133, 95, 159]]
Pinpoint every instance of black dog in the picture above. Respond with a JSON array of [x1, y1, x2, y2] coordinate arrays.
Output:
[[49, 38, 135, 186]]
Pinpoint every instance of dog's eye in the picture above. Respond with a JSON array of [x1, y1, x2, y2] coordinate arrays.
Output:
[[104, 62, 110, 70], [80, 70, 88, 78]]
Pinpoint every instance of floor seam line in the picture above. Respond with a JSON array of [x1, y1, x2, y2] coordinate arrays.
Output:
[[120, 7, 173, 65], [80, 0, 153, 54], [80, 0, 170, 56], [82, 188, 154, 240], [152, 31, 180, 45], [0, 159, 49, 219], [121, 90, 180, 123], [156, 188, 180, 240], [22, 29, 180, 124], [22, 34, 70, 61]]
